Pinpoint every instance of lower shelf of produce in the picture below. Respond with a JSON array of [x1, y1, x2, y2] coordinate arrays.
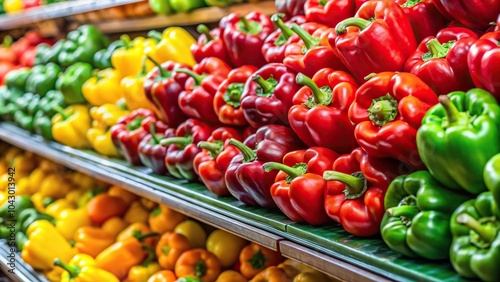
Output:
[[0, 241, 48, 282], [0, 122, 465, 282]]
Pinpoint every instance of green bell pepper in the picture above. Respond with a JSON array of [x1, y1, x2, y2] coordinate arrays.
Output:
[[0, 226, 9, 240], [13, 93, 41, 132], [33, 90, 66, 140], [0, 0, 5, 14], [149, 0, 173, 14], [56, 62, 93, 105], [380, 171, 471, 260], [34, 40, 65, 66], [417, 89, 500, 195], [0, 86, 21, 121], [484, 154, 500, 208], [450, 191, 500, 281], [5, 67, 32, 93], [205, 0, 244, 7], [58, 25, 109, 68], [168, 0, 206, 12], [15, 232, 28, 251], [25, 63, 61, 97], [17, 208, 55, 233], [93, 39, 126, 69], [0, 195, 34, 220]]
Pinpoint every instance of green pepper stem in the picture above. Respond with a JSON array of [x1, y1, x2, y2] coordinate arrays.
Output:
[[296, 73, 329, 105], [438, 95, 460, 124], [148, 30, 163, 42], [135, 232, 159, 242], [150, 122, 161, 145], [197, 24, 214, 41], [271, 13, 294, 39], [323, 171, 367, 198], [146, 56, 170, 78], [367, 94, 398, 126], [456, 213, 495, 244], [120, 34, 132, 48], [401, 0, 422, 8], [386, 206, 419, 217], [370, 101, 395, 122], [253, 75, 275, 93], [319, 0, 328, 5], [262, 162, 303, 179], [426, 38, 448, 57], [141, 245, 155, 266], [195, 259, 207, 277], [336, 17, 371, 35], [127, 116, 144, 131], [139, 56, 148, 76], [228, 138, 256, 163], [239, 16, 252, 32], [54, 259, 80, 279], [52, 105, 70, 120], [3, 36, 12, 48], [198, 141, 222, 157], [290, 23, 319, 50], [160, 136, 192, 147], [175, 68, 204, 85]]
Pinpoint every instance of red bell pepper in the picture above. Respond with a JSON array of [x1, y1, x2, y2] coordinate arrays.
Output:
[[333, 18, 406, 83], [191, 25, 231, 65], [429, 0, 453, 20], [304, 0, 365, 28], [19, 47, 37, 67], [241, 63, 300, 128], [0, 36, 16, 64], [468, 31, 500, 100], [193, 127, 243, 196], [284, 23, 347, 77], [144, 58, 190, 128], [263, 147, 339, 225], [221, 12, 275, 68], [356, 0, 417, 59], [138, 123, 175, 175], [394, 0, 449, 43], [275, 0, 307, 19], [111, 109, 164, 166], [323, 147, 407, 236], [431, 0, 500, 29], [404, 27, 477, 95], [225, 125, 305, 207], [22, 0, 41, 9], [177, 57, 230, 125], [11, 31, 53, 62], [160, 119, 212, 181], [497, 14, 500, 31], [348, 72, 438, 169], [289, 70, 358, 154], [261, 14, 300, 64], [214, 65, 257, 126]]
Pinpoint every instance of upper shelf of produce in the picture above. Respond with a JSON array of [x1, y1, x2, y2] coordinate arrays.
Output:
[[0, 0, 276, 32]]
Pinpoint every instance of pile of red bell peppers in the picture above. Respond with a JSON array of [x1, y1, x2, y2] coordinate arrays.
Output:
[[0, 31, 53, 85]]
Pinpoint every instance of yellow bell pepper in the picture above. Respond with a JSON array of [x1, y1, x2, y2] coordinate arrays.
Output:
[[146, 28, 196, 67], [21, 220, 76, 270], [52, 105, 92, 149], [54, 254, 120, 282], [120, 62, 158, 113], [0, 173, 8, 192], [87, 104, 130, 157], [45, 199, 77, 219], [124, 201, 150, 224], [28, 168, 48, 194], [56, 208, 93, 241], [82, 69, 125, 106], [108, 185, 138, 206], [66, 189, 86, 206], [15, 177, 31, 196], [101, 216, 129, 238], [0, 191, 7, 207], [3, 0, 23, 13], [31, 192, 47, 212], [69, 172, 98, 190], [111, 35, 157, 77], [126, 262, 161, 282], [42, 267, 64, 282], [11, 152, 37, 174], [39, 173, 72, 199]]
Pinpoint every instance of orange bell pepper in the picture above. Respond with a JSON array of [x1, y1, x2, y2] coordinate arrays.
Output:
[[87, 194, 128, 224], [249, 266, 292, 282], [175, 249, 221, 282], [117, 222, 158, 248], [107, 185, 138, 206], [96, 232, 158, 280], [156, 232, 191, 270], [148, 204, 186, 234], [239, 243, 284, 280], [147, 270, 177, 282], [101, 216, 129, 238], [74, 226, 115, 258], [215, 270, 247, 282]]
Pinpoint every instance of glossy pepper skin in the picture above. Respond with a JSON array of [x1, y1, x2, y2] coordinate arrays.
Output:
[[93, 39, 126, 70], [143, 58, 190, 127], [178, 57, 231, 125], [381, 171, 470, 260], [484, 154, 500, 208], [33, 90, 66, 140], [284, 23, 347, 78], [449, 192, 500, 281], [111, 35, 157, 78], [121, 60, 158, 113], [433, 0, 500, 29], [225, 125, 305, 207], [74, 226, 116, 258], [87, 104, 130, 157], [404, 27, 477, 95], [138, 123, 174, 175], [146, 28, 197, 67], [289, 70, 358, 154], [58, 25, 110, 68], [194, 127, 243, 196], [241, 63, 300, 128], [160, 119, 212, 181], [156, 232, 191, 271], [394, 0, 449, 43], [417, 90, 500, 194], [333, 18, 406, 83], [349, 72, 438, 169], [82, 68, 124, 106], [239, 243, 283, 280], [275, 0, 306, 18], [263, 147, 339, 225], [51, 105, 92, 149], [55, 254, 120, 282], [111, 109, 161, 165], [174, 249, 221, 282], [468, 31, 500, 100], [191, 25, 231, 65], [25, 63, 61, 97], [356, 0, 417, 59], [304, 0, 363, 27], [213, 65, 257, 126], [56, 62, 93, 105], [221, 12, 275, 67], [323, 148, 409, 237]]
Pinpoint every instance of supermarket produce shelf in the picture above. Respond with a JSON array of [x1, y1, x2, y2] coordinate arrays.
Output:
[[0, 122, 464, 282], [0, 241, 48, 282], [0, 0, 144, 30]]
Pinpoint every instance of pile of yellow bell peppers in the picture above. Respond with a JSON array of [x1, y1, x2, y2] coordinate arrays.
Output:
[[0, 145, 333, 282]]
